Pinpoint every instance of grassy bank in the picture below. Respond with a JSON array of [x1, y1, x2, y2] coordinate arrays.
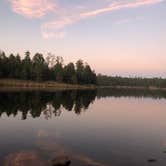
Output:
[[1, 79, 166, 92], [0, 79, 96, 91]]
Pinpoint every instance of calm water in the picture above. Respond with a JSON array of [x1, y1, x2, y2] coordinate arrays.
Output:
[[0, 89, 166, 166]]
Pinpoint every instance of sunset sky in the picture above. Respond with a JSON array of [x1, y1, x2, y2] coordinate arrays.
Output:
[[0, 0, 166, 77]]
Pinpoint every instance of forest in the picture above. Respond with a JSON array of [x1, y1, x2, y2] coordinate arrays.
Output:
[[0, 51, 97, 85], [97, 74, 166, 88], [1, 50, 166, 88]]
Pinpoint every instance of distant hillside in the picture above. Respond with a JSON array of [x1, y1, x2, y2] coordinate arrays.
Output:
[[97, 75, 166, 88]]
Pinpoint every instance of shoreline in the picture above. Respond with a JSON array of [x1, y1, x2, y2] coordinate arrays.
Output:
[[0, 79, 96, 91], [98, 85, 166, 91], [0, 79, 166, 92]]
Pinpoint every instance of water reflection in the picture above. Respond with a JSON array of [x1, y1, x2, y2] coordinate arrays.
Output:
[[97, 88, 166, 99], [0, 90, 97, 119], [0, 88, 166, 119], [1, 88, 166, 166]]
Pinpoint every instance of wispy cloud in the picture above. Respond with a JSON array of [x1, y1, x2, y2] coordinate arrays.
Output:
[[42, 0, 165, 39], [41, 28, 66, 39], [8, 0, 165, 38], [8, 0, 56, 18], [41, 15, 81, 39], [81, 0, 164, 17]]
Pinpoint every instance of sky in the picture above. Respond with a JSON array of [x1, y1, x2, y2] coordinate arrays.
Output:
[[0, 0, 166, 77]]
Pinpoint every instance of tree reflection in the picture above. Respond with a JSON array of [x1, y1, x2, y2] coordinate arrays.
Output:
[[97, 88, 166, 99], [0, 90, 97, 119], [0, 88, 165, 119]]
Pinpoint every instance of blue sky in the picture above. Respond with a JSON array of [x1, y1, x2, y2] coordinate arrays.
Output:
[[0, 0, 166, 77]]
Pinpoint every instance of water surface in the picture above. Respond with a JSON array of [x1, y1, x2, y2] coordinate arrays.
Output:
[[0, 89, 166, 166]]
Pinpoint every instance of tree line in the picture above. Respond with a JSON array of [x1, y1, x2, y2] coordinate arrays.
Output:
[[97, 74, 166, 88], [0, 51, 97, 84]]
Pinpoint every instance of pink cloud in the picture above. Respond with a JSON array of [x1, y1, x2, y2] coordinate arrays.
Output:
[[8, 0, 56, 18], [42, 0, 165, 38], [81, 0, 164, 17], [42, 29, 66, 39], [7, 0, 165, 38], [41, 16, 81, 39]]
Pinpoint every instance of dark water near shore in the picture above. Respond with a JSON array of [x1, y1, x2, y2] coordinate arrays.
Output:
[[0, 88, 166, 166]]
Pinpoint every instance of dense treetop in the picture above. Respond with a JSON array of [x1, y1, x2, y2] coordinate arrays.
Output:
[[0, 51, 97, 85]]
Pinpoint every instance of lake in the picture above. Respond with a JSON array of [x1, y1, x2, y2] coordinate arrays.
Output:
[[0, 88, 166, 166]]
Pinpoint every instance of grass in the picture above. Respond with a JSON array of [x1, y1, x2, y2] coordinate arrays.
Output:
[[0, 79, 96, 91], [1, 79, 165, 92]]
